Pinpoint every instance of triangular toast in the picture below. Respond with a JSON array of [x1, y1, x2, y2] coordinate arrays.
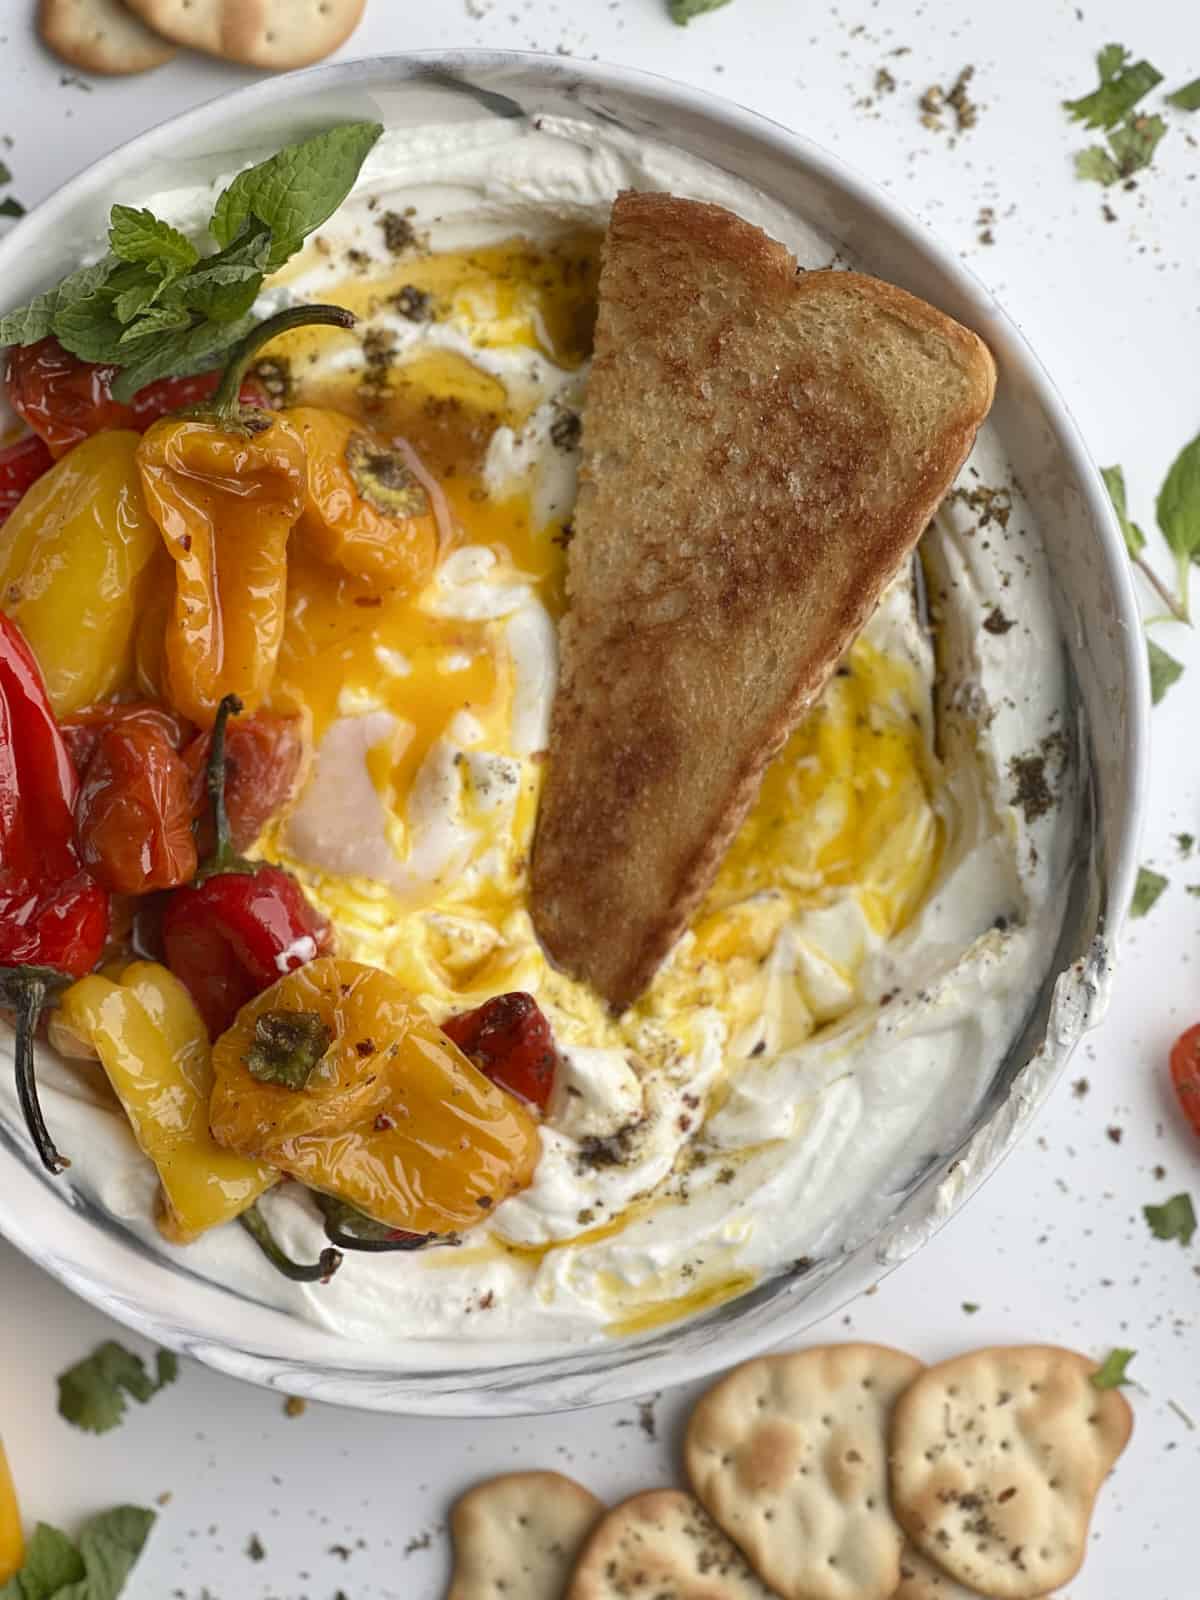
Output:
[[531, 191, 996, 1011]]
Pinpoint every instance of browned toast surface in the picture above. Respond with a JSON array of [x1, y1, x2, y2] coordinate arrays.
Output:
[[530, 191, 996, 1011]]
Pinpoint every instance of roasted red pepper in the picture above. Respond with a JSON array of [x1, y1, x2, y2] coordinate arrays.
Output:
[[74, 722, 197, 896], [61, 702, 191, 776], [0, 614, 109, 1171], [1170, 1023, 1200, 1141], [441, 992, 559, 1112], [0, 433, 53, 525], [182, 712, 303, 856], [162, 695, 332, 1039], [6, 337, 266, 462]]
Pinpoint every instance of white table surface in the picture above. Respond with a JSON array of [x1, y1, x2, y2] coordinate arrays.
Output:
[[2, 1, 1197, 1596]]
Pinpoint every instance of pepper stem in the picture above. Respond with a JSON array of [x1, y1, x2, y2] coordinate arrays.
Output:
[[210, 304, 356, 421], [311, 1190, 455, 1254], [0, 965, 70, 1174], [239, 1201, 343, 1284], [204, 692, 241, 873]]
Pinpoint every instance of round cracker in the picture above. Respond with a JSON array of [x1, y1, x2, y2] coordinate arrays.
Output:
[[686, 1342, 923, 1600], [448, 1471, 603, 1600], [122, 0, 365, 70], [888, 1346, 1132, 1600], [895, 1540, 1030, 1600], [567, 1490, 777, 1600], [38, 0, 177, 75]]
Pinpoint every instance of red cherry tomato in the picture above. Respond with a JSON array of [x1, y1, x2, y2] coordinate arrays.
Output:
[[441, 992, 559, 1112], [181, 713, 303, 856], [1169, 1022, 1200, 1140], [0, 432, 54, 524]]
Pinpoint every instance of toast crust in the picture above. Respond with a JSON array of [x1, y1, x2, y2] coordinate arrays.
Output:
[[531, 191, 996, 1011]]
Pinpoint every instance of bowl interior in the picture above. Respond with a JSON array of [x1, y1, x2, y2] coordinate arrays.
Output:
[[0, 52, 1146, 1414]]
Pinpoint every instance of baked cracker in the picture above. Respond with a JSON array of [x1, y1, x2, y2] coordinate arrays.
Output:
[[686, 1343, 923, 1600], [448, 1471, 603, 1600], [38, 0, 177, 74], [567, 1489, 778, 1600], [122, 0, 364, 69], [889, 1346, 1132, 1599], [893, 1540, 1049, 1600]]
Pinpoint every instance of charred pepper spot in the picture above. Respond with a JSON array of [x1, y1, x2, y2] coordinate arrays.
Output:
[[245, 1008, 333, 1090], [345, 431, 431, 519]]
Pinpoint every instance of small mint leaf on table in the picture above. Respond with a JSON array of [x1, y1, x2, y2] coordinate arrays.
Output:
[[1107, 112, 1167, 176], [0, 197, 24, 219], [1148, 638, 1184, 704], [1165, 76, 1200, 111], [1075, 145, 1121, 184], [108, 204, 198, 271], [1091, 1348, 1136, 1389], [669, 0, 733, 20], [1130, 866, 1168, 917], [11, 1523, 85, 1597], [1143, 1191, 1196, 1245], [57, 1339, 178, 1433], [1157, 431, 1200, 609], [1064, 45, 1162, 128], [60, 1505, 156, 1600], [1102, 464, 1146, 556]]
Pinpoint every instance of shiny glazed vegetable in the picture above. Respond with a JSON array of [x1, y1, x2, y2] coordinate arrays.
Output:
[[1169, 1022, 1200, 1140], [442, 991, 559, 1111], [289, 407, 441, 588], [58, 961, 277, 1242], [0, 430, 164, 717], [210, 958, 539, 1236], [0, 433, 52, 527], [136, 306, 353, 728], [182, 711, 302, 857], [74, 720, 196, 895], [0, 1437, 20, 1583]]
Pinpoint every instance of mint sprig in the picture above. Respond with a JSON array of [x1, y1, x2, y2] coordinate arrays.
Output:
[[0, 120, 382, 399], [0, 1507, 155, 1600], [1064, 45, 1163, 129], [57, 1340, 178, 1434]]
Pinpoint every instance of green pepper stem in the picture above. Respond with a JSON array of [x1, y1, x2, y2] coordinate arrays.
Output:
[[204, 692, 241, 874], [239, 1201, 343, 1284], [0, 965, 69, 1174], [211, 303, 356, 419]]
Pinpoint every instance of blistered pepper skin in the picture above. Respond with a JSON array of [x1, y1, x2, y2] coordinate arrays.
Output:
[[289, 408, 440, 590], [0, 431, 165, 716], [58, 960, 277, 1242], [137, 415, 307, 728], [0, 1437, 21, 1583], [209, 958, 539, 1237]]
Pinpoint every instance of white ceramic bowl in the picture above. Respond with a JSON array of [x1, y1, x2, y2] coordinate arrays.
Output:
[[0, 51, 1147, 1414]]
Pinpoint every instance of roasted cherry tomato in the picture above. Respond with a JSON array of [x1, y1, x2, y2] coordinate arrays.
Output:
[[1170, 1022, 1200, 1140], [74, 722, 197, 895], [182, 712, 303, 856], [61, 701, 191, 776], [0, 432, 53, 524], [6, 336, 267, 461], [441, 991, 559, 1112]]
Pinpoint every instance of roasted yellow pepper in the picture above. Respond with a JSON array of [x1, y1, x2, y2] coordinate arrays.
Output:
[[136, 306, 354, 728], [209, 958, 539, 1236], [0, 430, 165, 716], [0, 1438, 20, 1584], [59, 961, 277, 1243], [288, 407, 440, 589]]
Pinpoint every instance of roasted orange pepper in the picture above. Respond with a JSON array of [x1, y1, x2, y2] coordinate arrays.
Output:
[[209, 957, 539, 1237], [0, 1436, 22, 1582], [288, 407, 441, 589], [135, 307, 354, 728]]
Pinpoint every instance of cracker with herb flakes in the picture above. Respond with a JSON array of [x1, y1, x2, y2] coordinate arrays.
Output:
[[888, 1346, 1132, 1599], [567, 1490, 777, 1600], [448, 1472, 603, 1600], [38, 0, 177, 75], [123, 0, 364, 69], [685, 1343, 922, 1600]]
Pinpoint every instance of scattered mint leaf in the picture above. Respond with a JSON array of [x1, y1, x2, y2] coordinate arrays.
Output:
[[50, 285, 128, 364], [1188, 884, 1200, 898], [57, 1340, 178, 1433], [1143, 1191, 1196, 1245], [1091, 1348, 1136, 1389], [13, 1524, 86, 1598], [110, 313, 254, 402], [108, 205, 198, 271], [0, 197, 25, 219], [1075, 145, 1121, 184], [1148, 638, 1184, 704], [1166, 76, 1200, 111], [1064, 46, 1162, 128], [669, 0, 733, 21], [1131, 865, 1168, 917], [0, 161, 10, 186], [210, 121, 383, 269], [1102, 464, 1146, 556], [961, 1301, 980, 1314], [1176, 832, 1195, 856], [0, 256, 115, 347], [155, 1349, 178, 1388], [1107, 112, 1168, 175], [60, 1505, 156, 1600], [1157, 432, 1200, 608]]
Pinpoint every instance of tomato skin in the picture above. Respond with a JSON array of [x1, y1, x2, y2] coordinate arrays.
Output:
[[1170, 1022, 1200, 1140], [181, 713, 303, 855], [74, 723, 197, 895], [441, 992, 559, 1112]]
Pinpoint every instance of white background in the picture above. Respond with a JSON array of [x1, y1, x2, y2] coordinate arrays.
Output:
[[1, 1, 1197, 1596]]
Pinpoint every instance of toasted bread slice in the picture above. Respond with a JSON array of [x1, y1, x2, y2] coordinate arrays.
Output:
[[530, 191, 996, 1012]]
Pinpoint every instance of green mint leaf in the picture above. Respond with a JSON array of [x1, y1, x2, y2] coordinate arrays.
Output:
[[0, 197, 25, 219], [1107, 112, 1167, 176], [117, 304, 195, 345], [1101, 464, 1146, 555], [1143, 1191, 1197, 1245], [0, 161, 11, 186], [108, 204, 198, 271], [177, 262, 264, 324], [110, 314, 253, 402], [56, 1506, 156, 1600], [1148, 638, 1184, 705], [210, 121, 382, 269], [1075, 144, 1121, 183], [12, 1524, 85, 1599], [50, 288, 128, 364], [1166, 76, 1200, 111], [0, 257, 116, 347], [1131, 865, 1168, 917], [669, 0, 733, 20], [1157, 430, 1200, 570], [1064, 46, 1162, 128], [57, 1340, 178, 1432], [155, 1349, 179, 1388], [1091, 1348, 1136, 1389], [111, 275, 163, 326]]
